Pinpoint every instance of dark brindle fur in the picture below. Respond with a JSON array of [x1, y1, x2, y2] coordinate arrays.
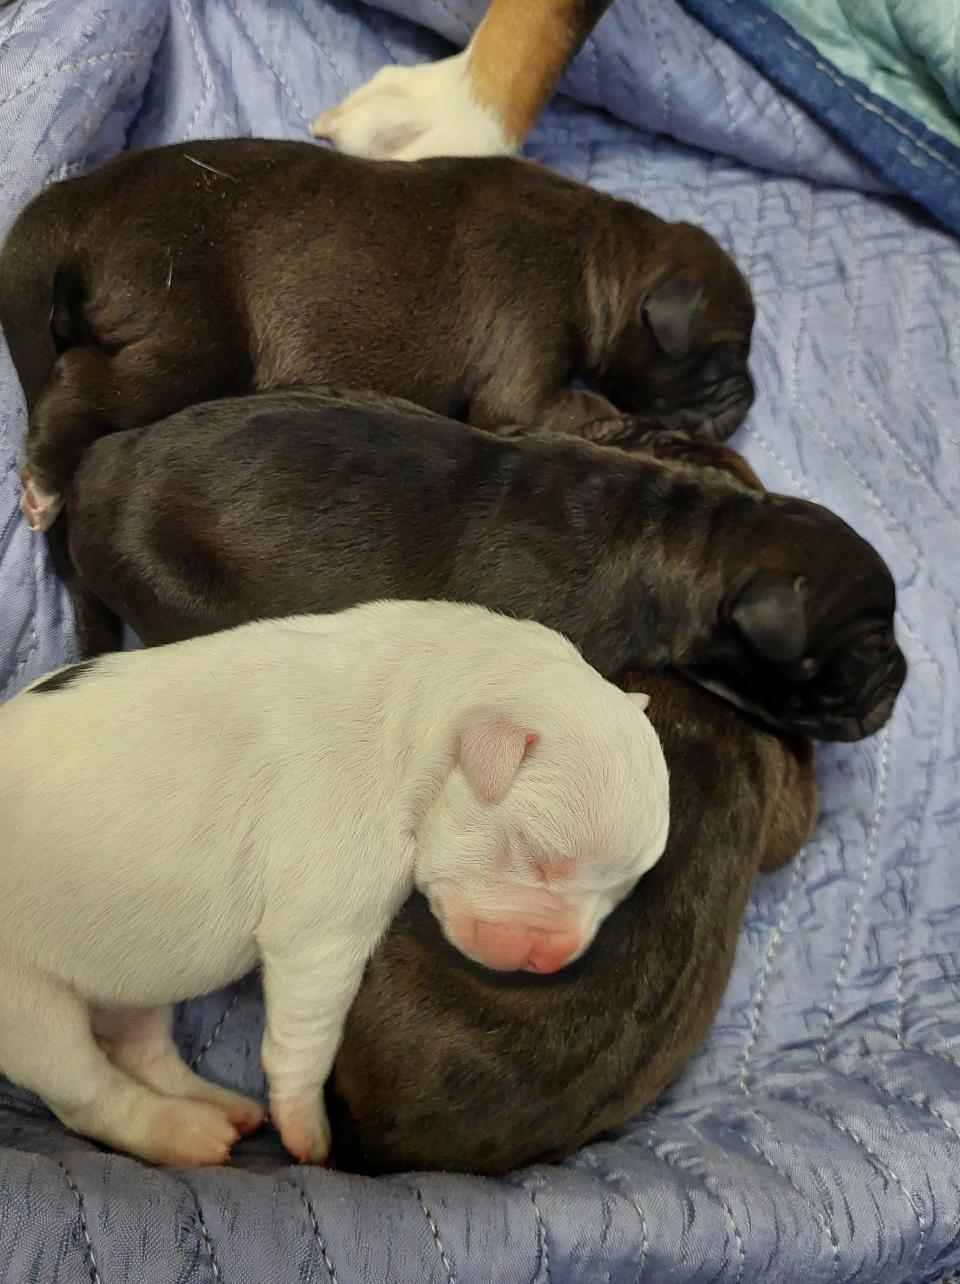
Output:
[[0, 138, 754, 524], [64, 387, 905, 741], [331, 666, 816, 1174]]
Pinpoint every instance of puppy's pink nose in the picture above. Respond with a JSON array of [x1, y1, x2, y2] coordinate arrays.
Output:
[[454, 915, 583, 972], [524, 933, 582, 974]]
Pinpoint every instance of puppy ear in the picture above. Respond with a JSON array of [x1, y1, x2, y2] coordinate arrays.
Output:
[[455, 716, 538, 804], [641, 275, 705, 360], [628, 691, 651, 712], [727, 572, 808, 665]]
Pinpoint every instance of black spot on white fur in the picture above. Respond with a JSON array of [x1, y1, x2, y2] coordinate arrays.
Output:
[[32, 659, 98, 694]]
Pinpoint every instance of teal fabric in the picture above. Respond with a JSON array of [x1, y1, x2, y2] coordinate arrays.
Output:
[[762, 0, 960, 147]]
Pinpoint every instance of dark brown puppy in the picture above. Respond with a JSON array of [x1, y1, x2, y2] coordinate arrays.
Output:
[[64, 387, 906, 741], [0, 138, 755, 529], [330, 666, 816, 1175]]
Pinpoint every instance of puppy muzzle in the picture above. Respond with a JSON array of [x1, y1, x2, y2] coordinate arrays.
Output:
[[648, 369, 755, 442]]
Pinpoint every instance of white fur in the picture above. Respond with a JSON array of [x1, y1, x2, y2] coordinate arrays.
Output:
[[311, 51, 513, 161], [0, 601, 668, 1165]]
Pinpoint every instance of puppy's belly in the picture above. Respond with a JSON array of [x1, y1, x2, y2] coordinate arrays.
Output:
[[0, 883, 261, 1009], [6, 928, 260, 1010]]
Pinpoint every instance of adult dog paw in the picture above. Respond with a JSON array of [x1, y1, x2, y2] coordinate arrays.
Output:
[[311, 54, 511, 161]]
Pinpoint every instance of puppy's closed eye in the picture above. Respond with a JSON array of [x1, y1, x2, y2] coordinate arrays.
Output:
[[533, 856, 577, 884]]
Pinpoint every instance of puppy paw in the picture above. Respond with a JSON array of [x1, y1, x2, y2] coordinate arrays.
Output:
[[187, 1084, 265, 1137], [271, 1096, 331, 1166], [19, 469, 63, 532], [219, 1092, 266, 1137], [149, 1099, 241, 1167], [311, 54, 512, 161]]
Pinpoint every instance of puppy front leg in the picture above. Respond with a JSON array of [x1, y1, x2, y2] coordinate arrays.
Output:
[[502, 396, 742, 456], [259, 933, 375, 1165], [485, 388, 633, 443], [523, 389, 622, 438]]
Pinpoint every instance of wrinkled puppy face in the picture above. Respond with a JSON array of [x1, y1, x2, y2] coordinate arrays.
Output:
[[687, 500, 907, 741], [596, 222, 755, 441], [414, 695, 670, 974]]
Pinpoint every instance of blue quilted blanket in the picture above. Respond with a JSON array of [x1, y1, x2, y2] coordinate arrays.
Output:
[[1, 2, 959, 1282]]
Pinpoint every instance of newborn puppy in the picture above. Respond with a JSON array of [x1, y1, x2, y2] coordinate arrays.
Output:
[[330, 668, 817, 1174], [313, 0, 613, 160], [64, 387, 906, 741], [0, 601, 668, 1166], [0, 138, 755, 529]]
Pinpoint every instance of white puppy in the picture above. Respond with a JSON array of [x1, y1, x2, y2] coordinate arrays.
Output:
[[0, 601, 668, 1167]]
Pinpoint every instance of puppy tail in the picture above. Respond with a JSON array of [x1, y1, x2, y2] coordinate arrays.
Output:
[[50, 265, 97, 354], [46, 515, 124, 659], [0, 195, 119, 656], [0, 195, 82, 410]]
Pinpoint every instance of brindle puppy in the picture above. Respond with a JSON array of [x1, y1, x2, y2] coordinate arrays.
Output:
[[330, 665, 816, 1174], [63, 387, 905, 741], [0, 138, 754, 530]]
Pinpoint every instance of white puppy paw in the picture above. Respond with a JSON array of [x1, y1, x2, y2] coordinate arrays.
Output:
[[190, 1084, 266, 1137], [311, 53, 513, 161], [147, 1099, 241, 1167], [271, 1093, 332, 1166]]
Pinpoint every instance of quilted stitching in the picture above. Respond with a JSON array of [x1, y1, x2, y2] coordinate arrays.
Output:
[[0, 2, 958, 1282]]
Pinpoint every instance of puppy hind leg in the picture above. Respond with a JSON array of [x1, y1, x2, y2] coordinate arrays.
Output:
[[0, 959, 239, 1165], [91, 1005, 265, 1136], [22, 340, 243, 533], [46, 516, 124, 659]]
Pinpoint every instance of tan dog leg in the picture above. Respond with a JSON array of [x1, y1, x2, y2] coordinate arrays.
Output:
[[312, 0, 613, 160]]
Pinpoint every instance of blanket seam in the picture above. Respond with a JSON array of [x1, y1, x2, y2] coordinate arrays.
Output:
[[761, 1090, 928, 1262], [817, 726, 892, 1058], [286, 1178, 341, 1283], [225, 0, 311, 126], [842, 200, 959, 504], [897, 239, 960, 450], [57, 1161, 103, 1284], [636, 1135, 746, 1283], [287, 0, 351, 96], [190, 1189, 225, 1284], [834, 1063, 960, 1148], [645, 0, 672, 133], [738, 845, 813, 1090], [773, 186, 956, 615], [603, 1143, 652, 1280], [740, 1107, 840, 1278], [414, 1188, 457, 1284], [695, 26, 738, 148], [190, 988, 241, 1070], [0, 49, 148, 111], [522, 1184, 551, 1284], [174, 0, 212, 140]]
